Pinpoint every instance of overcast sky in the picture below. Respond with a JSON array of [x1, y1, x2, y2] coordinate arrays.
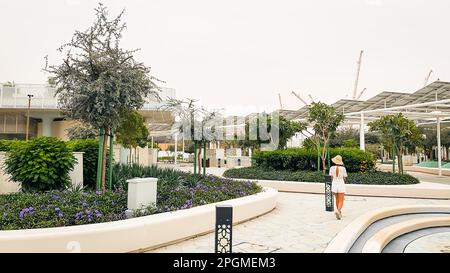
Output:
[[1, 0, 449, 116]]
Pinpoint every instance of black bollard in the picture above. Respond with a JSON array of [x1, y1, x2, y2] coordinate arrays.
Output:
[[325, 175, 334, 212], [215, 205, 233, 253]]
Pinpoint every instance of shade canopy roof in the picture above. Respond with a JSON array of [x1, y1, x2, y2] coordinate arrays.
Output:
[[151, 81, 450, 138], [280, 81, 450, 124]]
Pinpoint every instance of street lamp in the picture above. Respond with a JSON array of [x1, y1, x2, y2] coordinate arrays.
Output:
[[25, 94, 34, 141]]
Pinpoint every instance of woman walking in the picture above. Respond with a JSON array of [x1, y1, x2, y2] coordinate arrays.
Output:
[[329, 155, 347, 220]]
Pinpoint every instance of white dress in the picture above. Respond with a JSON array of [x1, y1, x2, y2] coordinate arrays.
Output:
[[329, 166, 347, 193]]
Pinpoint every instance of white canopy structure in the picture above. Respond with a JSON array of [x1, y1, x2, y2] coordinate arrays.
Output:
[[280, 81, 450, 176]]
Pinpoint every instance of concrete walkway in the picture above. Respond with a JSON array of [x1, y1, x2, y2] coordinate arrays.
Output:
[[377, 163, 450, 177], [149, 192, 450, 253], [405, 171, 450, 186], [151, 164, 450, 252]]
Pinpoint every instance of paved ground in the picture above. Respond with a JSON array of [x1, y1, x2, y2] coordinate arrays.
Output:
[[149, 192, 450, 253], [151, 164, 450, 253], [405, 171, 450, 185]]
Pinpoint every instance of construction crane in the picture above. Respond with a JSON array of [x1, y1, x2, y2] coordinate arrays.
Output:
[[355, 88, 367, 100], [291, 91, 309, 106], [423, 69, 433, 87], [278, 93, 283, 109], [352, 50, 364, 99]]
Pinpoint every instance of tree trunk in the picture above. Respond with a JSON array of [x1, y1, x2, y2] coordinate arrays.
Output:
[[321, 145, 327, 174], [321, 156, 327, 175], [101, 127, 109, 193], [129, 147, 132, 164], [193, 141, 197, 174], [316, 143, 321, 172], [203, 141, 206, 176], [135, 147, 138, 164], [197, 146, 202, 174], [397, 147, 403, 174]]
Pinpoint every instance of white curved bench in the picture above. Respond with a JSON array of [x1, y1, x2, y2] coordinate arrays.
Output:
[[362, 216, 450, 253], [324, 205, 450, 253]]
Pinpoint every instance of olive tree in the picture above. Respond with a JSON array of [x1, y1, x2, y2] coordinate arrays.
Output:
[[298, 102, 344, 173], [66, 123, 97, 140], [241, 113, 303, 150], [116, 111, 150, 164], [420, 126, 450, 160], [45, 4, 160, 192], [368, 113, 424, 174], [165, 98, 219, 175]]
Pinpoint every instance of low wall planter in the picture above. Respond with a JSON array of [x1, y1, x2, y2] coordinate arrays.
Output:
[[0, 187, 278, 253]]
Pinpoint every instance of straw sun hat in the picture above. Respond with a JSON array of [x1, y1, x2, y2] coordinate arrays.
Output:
[[331, 155, 344, 165]]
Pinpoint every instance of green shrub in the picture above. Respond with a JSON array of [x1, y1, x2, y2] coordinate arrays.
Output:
[[223, 167, 419, 185], [158, 156, 175, 162], [0, 140, 11, 151], [112, 163, 184, 191], [347, 172, 419, 185], [0, 140, 23, 152], [4, 137, 75, 192], [331, 148, 375, 173], [67, 139, 103, 189], [223, 167, 325, 182], [343, 139, 358, 148], [253, 147, 375, 172], [253, 148, 317, 170]]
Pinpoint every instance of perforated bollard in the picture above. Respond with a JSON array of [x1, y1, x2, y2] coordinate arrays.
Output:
[[325, 175, 334, 212], [215, 205, 233, 253]]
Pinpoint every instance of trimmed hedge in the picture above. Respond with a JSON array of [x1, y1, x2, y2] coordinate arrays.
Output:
[[223, 167, 419, 185], [1, 139, 109, 190], [253, 148, 375, 173], [67, 139, 108, 189], [346, 172, 419, 185], [4, 137, 76, 192], [158, 156, 175, 162], [223, 166, 325, 182]]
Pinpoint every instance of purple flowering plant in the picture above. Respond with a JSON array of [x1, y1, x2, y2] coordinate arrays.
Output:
[[1, 164, 261, 230]]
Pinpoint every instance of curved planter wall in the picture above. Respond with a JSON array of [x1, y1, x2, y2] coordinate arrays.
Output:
[[0, 187, 278, 253]]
